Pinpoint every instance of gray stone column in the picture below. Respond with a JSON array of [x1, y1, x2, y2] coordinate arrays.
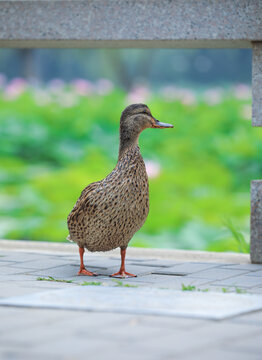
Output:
[[251, 181, 262, 263], [252, 42, 262, 127], [251, 43, 262, 263]]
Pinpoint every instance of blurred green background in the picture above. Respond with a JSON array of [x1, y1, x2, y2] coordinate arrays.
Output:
[[0, 48, 257, 252]]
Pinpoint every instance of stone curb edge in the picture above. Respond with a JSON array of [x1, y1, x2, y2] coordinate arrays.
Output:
[[0, 239, 250, 264]]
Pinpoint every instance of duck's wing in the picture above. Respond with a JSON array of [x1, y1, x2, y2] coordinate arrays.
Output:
[[67, 181, 102, 239]]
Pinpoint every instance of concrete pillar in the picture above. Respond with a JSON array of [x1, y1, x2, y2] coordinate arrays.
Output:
[[251, 181, 262, 263], [251, 43, 262, 263], [252, 42, 262, 127]]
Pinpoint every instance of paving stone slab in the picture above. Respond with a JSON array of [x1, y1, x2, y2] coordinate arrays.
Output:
[[0, 348, 60, 360], [248, 288, 262, 294], [0, 267, 36, 276], [99, 264, 157, 276], [212, 275, 262, 288], [70, 263, 108, 270], [245, 270, 262, 277], [124, 257, 158, 262], [151, 262, 222, 276], [223, 332, 262, 356], [27, 264, 107, 278], [4, 252, 52, 262], [48, 256, 126, 269], [220, 264, 262, 271], [0, 284, 50, 298], [127, 273, 180, 283], [127, 260, 182, 268], [153, 277, 211, 290], [152, 269, 188, 276], [26, 263, 157, 278], [126, 273, 211, 287], [0, 274, 40, 283], [9, 258, 74, 270], [181, 348, 262, 360], [231, 310, 262, 325], [190, 268, 249, 280], [0, 260, 18, 266], [1, 286, 262, 320]]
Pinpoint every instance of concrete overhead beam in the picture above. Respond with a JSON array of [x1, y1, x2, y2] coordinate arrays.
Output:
[[0, 0, 261, 48]]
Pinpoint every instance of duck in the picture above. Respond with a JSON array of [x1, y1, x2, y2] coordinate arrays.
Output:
[[67, 103, 173, 278]]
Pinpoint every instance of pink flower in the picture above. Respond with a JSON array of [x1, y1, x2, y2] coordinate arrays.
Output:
[[160, 86, 196, 105], [241, 104, 252, 120], [71, 79, 93, 96], [126, 85, 150, 104], [95, 79, 114, 95], [180, 89, 196, 106], [203, 88, 223, 105], [48, 79, 65, 95], [4, 78, 27, 100], [160, 86, 180, 102], [145, 160, 161, 178], [33, 89, 51, 106], [57, 92, 78, 108], [234, 84, 251, 100]]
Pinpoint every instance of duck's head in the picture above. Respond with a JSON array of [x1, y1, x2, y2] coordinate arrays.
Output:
[[119, 103, 173, 155], [120, 103, 173, 136]]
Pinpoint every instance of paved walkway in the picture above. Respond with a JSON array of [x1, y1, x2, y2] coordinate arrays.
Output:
[[0, 240, 262, 360]]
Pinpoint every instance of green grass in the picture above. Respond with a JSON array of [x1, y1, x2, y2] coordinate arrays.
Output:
[[181, 284, 209, 292], [0, 84, 256, 252], [36, 277, 137, 287], [181, 284, 196, 291], [182, 284, 247, 293], [36, 276, 74, 283], [80, 281, 102, 286], [36, 278, 102, 286], [235, 287, 247, 294], [222, 287, 230, 293], [222, 287, 247, 294], [222, 219, 250, 253], [35, 277, 248, 293], [113, 280, 138, 288]]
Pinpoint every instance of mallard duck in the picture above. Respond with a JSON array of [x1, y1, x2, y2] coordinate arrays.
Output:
[[67, 103, 173, 277]]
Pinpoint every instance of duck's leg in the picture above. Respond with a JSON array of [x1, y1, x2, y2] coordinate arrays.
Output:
[[110, 247, 137, 278], [78, 247, 97, 276]]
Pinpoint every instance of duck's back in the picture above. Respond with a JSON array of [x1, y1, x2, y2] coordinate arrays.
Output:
[[67, 146, 149, 252]]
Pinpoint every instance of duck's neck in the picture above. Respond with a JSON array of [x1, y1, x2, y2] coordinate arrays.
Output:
[[118, 131, 139, 160]]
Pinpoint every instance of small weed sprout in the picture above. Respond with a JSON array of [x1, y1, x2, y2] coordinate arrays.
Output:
[[222, 287, 247, 294], [181, 284, 209, 292], [181, 284, 196, 291], [113, 280, 138, 288], [37, 276, 74, 283], [223, 219, 249, 253], [81, 281, 102, 286], [235, 287, 247, 294], [222, 288, 230, 293]]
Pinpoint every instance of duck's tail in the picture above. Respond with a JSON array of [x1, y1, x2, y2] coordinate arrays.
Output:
[[66, 235, 74, 243]]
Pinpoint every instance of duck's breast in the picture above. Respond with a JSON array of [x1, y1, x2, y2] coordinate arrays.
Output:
[[84, 151, 149, 251]]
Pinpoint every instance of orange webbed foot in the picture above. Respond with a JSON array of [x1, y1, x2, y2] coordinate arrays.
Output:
[[110, 270, 137, 279], [78, 268, 98, 276]]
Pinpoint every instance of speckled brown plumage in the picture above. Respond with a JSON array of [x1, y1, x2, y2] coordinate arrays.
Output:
[[67, 144, 149, 252], [67, 103, 173, 277]]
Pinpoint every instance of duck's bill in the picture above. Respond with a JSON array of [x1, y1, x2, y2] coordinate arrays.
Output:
[[152, 119, 174, 128]]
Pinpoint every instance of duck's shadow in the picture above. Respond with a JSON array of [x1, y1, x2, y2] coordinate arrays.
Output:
[[32, 263, 155, 280]]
